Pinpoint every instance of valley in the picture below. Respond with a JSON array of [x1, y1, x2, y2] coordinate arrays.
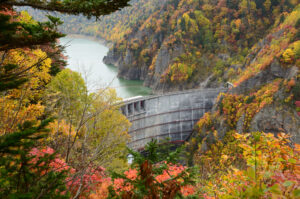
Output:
[[1, 0, 300, 198]]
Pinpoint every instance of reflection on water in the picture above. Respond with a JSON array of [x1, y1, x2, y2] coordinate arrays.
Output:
[[60, 36, 152, 98]]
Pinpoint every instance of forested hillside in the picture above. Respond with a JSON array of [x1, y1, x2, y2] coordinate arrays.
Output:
[[26, 1, 299, 92], [1, 0, 300, 198], [24, 0, 166, 43], [104, 0, 299, 92]]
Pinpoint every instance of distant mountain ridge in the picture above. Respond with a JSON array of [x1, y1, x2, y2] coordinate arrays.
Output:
[[25, 0, 299, 93], [23, 0, 165, 43]]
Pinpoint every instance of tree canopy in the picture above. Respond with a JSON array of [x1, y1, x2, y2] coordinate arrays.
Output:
[[0, 0, 130, 52], [0, 0, 132, 197], [2, 0, 130, 18], [0, 0, 130, 92]]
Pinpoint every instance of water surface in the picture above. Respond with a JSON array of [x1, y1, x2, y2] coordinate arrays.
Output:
[[60, 36, 152, 98]]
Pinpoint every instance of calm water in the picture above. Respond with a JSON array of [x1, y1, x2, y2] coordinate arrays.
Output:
[[60, 36, 152, 98]]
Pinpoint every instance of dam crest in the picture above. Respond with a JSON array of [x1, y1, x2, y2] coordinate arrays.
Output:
[[121, 88, 227, 151]]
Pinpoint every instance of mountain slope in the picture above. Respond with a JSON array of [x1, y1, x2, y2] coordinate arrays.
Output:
[[187, 5, 300, 155], [24, 0, 166, 43], [102, 0, 300, 145], [103, 0, 299, 93]]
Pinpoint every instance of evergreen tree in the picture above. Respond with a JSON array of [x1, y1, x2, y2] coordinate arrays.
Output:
[[0, 119, 70, 199], [0, 0, 130, 92], [108, 140, 196, 198], [2, 0, 130, 19], [0, 1, 130, 196]]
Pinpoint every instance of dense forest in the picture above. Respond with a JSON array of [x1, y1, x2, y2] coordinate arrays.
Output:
[[103, 0, 300, 91], [1, 0, 300, 198], [28, 0, 300, 92], [23, 0, 166, 43]]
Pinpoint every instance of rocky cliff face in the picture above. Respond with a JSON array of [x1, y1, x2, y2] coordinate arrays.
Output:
[[104, 0, 298, 94], [104, 1, 300, 149], [103, 48, 124, 69], [143, 44, 185, 92], [103, 0, 216, 93], [185, 5, 300, 154], [250, 103, 300, 143]]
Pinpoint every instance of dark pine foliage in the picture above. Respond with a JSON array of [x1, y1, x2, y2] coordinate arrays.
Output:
[[0, 1, 131, 197], [0, 119, 70, 199], [0, 0, 130, 92]]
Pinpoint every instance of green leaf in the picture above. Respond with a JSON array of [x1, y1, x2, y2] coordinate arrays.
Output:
[[263, 171, 272, 178], [288, 158, 296, 164], [270, 184, 281, 195], [246, 167, 256, 180], [283, 180, 294, 187], [293, 189, 300, 197]]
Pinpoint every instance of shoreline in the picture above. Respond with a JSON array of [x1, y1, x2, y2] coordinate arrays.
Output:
[[64, 34, 113, 48], [59, 34, 152, 97]]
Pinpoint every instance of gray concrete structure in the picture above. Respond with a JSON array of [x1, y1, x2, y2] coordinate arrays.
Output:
[[121, 88, 227, 151]]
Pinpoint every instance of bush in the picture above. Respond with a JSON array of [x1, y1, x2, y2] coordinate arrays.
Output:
[[295, 18, 300, 28], [0, 120, 70, 199], [194, 132, 300, 198], [292, 81, 300, 100], [107, 140, 196, 198]]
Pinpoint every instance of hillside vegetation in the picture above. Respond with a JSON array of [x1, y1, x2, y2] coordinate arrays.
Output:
[[1, 0, 300, 198], [27, 1, 299, 91], [24, 0, 165, 43], [103, 0, 299, 91]]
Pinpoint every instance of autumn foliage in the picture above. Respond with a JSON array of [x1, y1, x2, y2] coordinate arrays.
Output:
[[107, 162, 195, 198], [1, 1, 300, 199], [106, 141, 196, 199], [194, 132, 300, 198]]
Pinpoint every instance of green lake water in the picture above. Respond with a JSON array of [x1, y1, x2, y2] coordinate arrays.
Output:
[[60, 36, 152, 98]]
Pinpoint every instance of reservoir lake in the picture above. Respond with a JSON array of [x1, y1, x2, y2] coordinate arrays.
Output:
[[60, 36, 152, 98]]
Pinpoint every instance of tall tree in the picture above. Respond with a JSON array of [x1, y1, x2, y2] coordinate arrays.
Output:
[[2, 0, 130, 18], [45, 69, 130, 171], [0, 0, 130, 91], [0, 119, 71, 199], [0, 1, 131, 197]]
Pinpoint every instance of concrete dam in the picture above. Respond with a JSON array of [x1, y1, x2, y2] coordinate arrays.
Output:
[[121, 88, 227, 151]]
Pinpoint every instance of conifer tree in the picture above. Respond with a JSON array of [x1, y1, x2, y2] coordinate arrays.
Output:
[[0, 0, 131, 197], [108, 140, 196, 198], [0, 0, 130, 91], [0, 119, 70, 199]]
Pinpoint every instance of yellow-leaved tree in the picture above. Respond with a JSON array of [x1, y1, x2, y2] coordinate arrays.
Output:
[[0, 48, 52, 135], [45, 69, 131, 173]]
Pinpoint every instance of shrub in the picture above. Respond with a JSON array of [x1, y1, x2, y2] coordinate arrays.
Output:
[[107, 140, 196, 198], [292, 81, 300, 100], [195, 132, 300, 198]]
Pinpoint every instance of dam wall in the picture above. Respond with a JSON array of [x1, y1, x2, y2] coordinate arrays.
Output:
[[121, 88, 226, 151]]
